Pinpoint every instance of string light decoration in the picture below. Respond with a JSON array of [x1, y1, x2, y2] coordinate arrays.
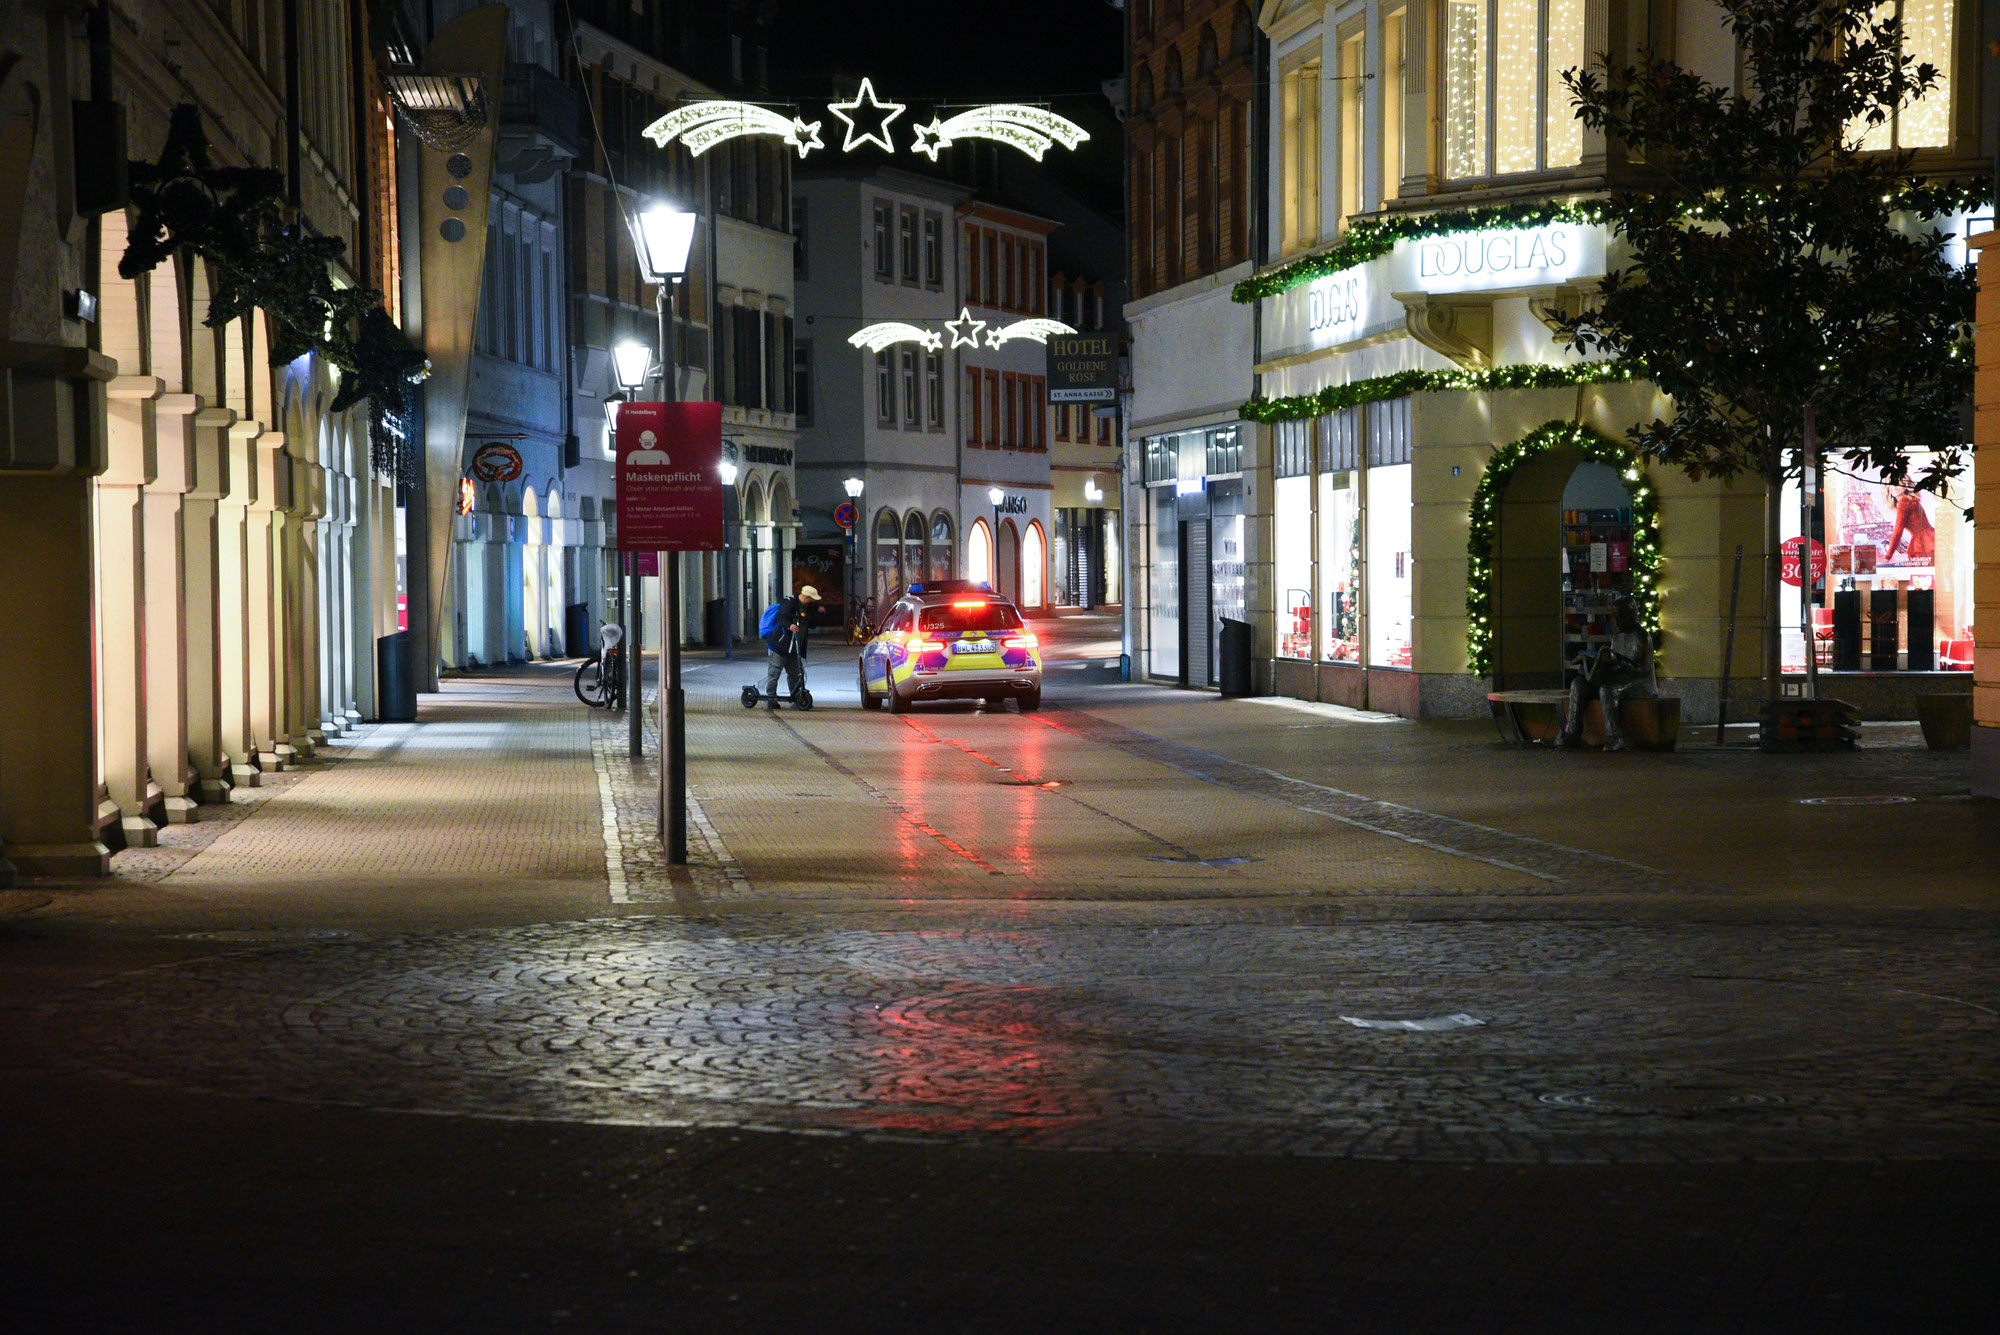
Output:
[[910, 105, 1090, 162], [1233, 179, 1991, 306], [1464, 420, 1663, 677], [1240, 360, 1641, 423], [983, 317, 1077, 347], [828, 78, 906, 153], [848, 322, 943, 353], [944, 307, 988, 349], [643, 101, 824, 158], [1443, 0, 1486, 180]]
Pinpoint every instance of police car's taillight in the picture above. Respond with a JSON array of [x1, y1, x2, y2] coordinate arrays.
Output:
[[1003, 633, 1038, 650], [907, 638, 946, 654]]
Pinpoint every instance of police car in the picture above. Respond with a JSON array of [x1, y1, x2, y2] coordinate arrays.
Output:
[[858, 581, 1042, 713]]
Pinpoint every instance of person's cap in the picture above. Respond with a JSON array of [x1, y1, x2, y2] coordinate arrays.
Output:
[[798, 585, 821, 602]]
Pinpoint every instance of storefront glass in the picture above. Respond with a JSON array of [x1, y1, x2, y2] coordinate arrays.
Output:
[[1150, 486, 1179, 679], [1275, 474, 1313, 658], [1780, 453, 1974, 670], [873, 510, 902, 603], [1367, 463, 1413, 666], [1211, 479, 1246, 680], [1317, 472, 1360, 660], [929, 512, 955, 581]]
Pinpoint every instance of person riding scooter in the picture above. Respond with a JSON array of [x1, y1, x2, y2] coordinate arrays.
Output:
[[760, 585, 822, 711]]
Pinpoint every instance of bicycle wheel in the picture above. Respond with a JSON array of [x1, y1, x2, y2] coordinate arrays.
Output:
[[574, 657, 610, 707]]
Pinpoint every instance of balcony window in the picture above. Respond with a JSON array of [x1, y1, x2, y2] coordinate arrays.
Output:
[[1854, 0, 1956, 150]]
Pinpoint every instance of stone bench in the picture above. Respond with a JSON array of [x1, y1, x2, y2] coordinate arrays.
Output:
[[1488, 689, 1681, 752]]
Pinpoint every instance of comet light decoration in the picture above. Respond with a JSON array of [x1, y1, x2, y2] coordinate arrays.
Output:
[[848, 322, 943, 353], [984, 318, 1077, 347], [910, 105, 1090, 162], [643, 101, 825, 159]]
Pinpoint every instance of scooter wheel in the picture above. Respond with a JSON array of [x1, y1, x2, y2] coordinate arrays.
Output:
[[794, 687, 814, 711], [741, 686, 760, 709]]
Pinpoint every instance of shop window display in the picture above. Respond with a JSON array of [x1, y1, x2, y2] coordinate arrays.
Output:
[[1275, 473, 1314, 658], [1367, 464, 1413, 666], [1780, 453, 1974, 670], [1317, 472, 1360, 660]]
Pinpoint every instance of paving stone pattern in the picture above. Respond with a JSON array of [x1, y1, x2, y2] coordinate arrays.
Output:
[[47, 913, 1999, 1164]]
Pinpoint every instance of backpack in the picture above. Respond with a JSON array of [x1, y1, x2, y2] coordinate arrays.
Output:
[[759, 600, 791, 651]]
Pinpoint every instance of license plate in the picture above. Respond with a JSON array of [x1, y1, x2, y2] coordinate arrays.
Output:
[[954, 639, 997, 655]]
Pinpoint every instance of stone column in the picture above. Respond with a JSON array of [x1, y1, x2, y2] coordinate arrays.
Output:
[[147, 394, 200, 821], [286, 450, 324, 754], [97, 374, 164, 846], [218, 419, 261, 789], [248, 428, 286, 769], [183, 406, 235, 802]]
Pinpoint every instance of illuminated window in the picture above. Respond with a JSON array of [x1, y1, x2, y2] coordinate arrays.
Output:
[[1854, 0, 1955, 151], [1337, 28, 1364, 230], [1444, 0, 1585, 180], [1380, 9, 1405, 204], [1280, 54, 1320, 252]]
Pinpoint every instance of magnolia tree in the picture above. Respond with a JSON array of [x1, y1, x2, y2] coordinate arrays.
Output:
[[1559, 0, 1975, 698]]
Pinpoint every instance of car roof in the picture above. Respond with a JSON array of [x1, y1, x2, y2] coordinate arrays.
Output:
[[903, 590, 1018, 609]]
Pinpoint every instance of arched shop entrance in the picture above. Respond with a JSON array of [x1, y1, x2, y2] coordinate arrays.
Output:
[[967, 518, 994, 585], [1470, 422, 1661, 692], [997, 519, 1021, 603]]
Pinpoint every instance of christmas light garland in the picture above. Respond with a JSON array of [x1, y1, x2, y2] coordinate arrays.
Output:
[[1464, 420, 1663, 677], [1232, 180, 1991, 305], [1240, 359, 1641, 423]]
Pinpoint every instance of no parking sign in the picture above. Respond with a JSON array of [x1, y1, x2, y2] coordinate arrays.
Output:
[[834, 501, 857, 530]]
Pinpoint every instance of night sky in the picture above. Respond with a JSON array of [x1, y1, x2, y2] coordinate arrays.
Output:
[[769, 0, 1125, 122]]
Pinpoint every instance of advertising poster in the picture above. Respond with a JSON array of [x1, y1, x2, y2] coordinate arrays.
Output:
[[615, 401, 724, 551]]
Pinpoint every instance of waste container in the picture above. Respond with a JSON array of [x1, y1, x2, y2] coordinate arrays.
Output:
[[375, 631, 417, 722], [703, 597, 726, 646], [1217, 617, 1253, 698], [564, 603, 589, 660]]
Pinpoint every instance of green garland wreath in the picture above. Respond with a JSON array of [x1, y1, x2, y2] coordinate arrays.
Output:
[[1233, 180, 1990, 305], [1465, 420, 1663, 678], [1242, 359, 1641, 423], [121, 106, 428, 478]]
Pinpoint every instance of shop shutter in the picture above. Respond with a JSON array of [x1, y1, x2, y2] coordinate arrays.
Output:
[[1184, 518, 1212, 687]]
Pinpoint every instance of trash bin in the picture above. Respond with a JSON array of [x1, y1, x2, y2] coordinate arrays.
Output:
[[375, 630, 417, 722], [703, 597, 726, 646], [564, 602, 589, 660], [1217, 617, 1253, 698]]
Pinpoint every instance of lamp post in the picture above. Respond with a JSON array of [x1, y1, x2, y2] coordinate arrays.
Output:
[[630, 200, 698, 863], [988, 485, 1005, 590], [843, 475, 864, 622], [610, 345, 650, 758], [719, 458, 739, 660]]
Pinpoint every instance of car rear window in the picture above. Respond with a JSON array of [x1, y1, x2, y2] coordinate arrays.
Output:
[[918, 600, 1024, 633]]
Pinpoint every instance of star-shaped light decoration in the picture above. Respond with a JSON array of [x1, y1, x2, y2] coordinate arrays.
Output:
[[944, 307, 987, 349], [910, 118, 950, 161], [786, 117, 825, 158], [828, 78, 906, 154]]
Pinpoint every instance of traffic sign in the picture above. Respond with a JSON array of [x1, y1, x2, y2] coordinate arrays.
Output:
[[834, 501, 857, 530]]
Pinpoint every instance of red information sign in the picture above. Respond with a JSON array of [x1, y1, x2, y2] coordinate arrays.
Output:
[[615, 401, 724, 551], [1781, 536, 1826, 588]]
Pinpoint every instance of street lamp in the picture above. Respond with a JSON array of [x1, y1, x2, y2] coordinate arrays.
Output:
[[610, 341, 652, 395], [628, 199, 698, 864], [843, 476, 864, 621], [988, 486, 1005, 590]]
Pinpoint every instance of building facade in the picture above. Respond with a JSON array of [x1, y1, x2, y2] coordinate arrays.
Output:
[[1126, 0, 1986, 716], [1125, 0, 1262, 686], [794, 168, 971, 621], [1, 0, 408, 877]]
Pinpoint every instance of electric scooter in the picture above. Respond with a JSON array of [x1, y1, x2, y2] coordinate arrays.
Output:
[[741, 683, 814, 710]]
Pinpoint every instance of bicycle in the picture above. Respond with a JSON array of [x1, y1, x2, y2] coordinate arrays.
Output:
[[844, 596, 878, 644], [574, 622, 625, 709]]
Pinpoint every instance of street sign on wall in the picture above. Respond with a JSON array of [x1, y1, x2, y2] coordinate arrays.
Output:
[[615, 401, 724, 551], [1046, 333, 1118, 403]]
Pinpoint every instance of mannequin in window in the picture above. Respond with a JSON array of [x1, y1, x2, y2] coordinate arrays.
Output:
[[1559, 596, 1656, 751]]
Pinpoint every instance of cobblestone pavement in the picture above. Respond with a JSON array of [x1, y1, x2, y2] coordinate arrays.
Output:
[[5, 642, 1992, 1173], [40, 912, 1999, 1163]]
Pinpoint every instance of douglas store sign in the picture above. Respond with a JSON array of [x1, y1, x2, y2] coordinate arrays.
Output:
[[1265, 222, 1608, 357]]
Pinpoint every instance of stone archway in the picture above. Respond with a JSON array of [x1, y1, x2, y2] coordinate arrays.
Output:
[[1467, 420, 1662, 689]]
